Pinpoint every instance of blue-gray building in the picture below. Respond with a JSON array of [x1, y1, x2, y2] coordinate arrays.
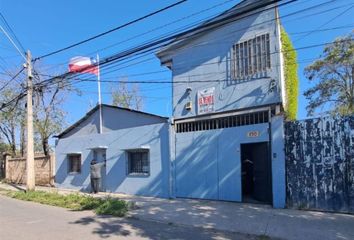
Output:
[[55, 0, 287, 208], [55, 104, 170, 198], [156, 0, 286, 208]]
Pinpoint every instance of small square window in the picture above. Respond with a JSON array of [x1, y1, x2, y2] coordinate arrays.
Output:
[[127, 150, 149, 176], [68, 154, 81, 173]]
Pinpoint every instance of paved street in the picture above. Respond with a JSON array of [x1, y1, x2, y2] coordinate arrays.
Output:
[[1, 183, 354, 240], [0, 195, 261, 240]]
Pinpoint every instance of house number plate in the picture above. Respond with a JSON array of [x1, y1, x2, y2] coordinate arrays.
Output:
[[247, 131, 259, 137]]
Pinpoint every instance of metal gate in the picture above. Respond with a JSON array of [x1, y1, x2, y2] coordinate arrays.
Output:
[[285, 116, 354, 213]]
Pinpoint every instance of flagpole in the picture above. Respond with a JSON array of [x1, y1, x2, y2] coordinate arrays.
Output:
[[97, 54, 103, 134]]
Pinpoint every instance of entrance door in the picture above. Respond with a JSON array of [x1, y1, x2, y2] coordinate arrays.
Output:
[[241, 142, 272, 204], [93, 149, 106, 192]]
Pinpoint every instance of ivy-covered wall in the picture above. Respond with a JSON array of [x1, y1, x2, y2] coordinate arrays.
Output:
[[281, 27, 299, 120]]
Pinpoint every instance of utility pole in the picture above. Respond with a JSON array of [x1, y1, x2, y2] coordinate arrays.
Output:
[[26, 50, 35, 191]]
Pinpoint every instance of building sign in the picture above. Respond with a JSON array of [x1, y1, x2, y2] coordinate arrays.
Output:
[[247, 131, 259, 138], [198, 87, 215, 115]]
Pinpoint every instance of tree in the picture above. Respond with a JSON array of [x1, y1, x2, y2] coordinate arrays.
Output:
[[281, 27, 299, 120], [0, 140, 10, 154], [33, 83, 66, 156], [304, 32, 354, 116], [111, 79, 143, 110], [0, 89, 24, 156]]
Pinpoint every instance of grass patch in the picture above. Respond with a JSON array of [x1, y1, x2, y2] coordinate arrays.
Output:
[[95, 197, 128, 217], [1, 190, 128, 216]]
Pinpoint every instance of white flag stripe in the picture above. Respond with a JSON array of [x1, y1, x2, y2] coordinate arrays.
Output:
[[69, 56, 92, 66]]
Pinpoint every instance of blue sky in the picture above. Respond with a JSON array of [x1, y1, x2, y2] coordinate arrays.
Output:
[[0, 0, 353, 126]]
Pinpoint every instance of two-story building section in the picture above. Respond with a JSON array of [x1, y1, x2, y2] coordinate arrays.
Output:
[[157, 0, 286, 208]]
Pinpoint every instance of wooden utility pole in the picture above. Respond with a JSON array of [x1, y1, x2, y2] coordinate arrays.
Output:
[[26, 50, 35, 191]]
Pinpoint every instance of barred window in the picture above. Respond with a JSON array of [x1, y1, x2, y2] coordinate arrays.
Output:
[[68, 154, 81, 173], [127, 150, 149, 176], [232, 33, 270, 79]]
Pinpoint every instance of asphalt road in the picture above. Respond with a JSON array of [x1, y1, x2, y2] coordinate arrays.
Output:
[[0, 195, 260, 240]]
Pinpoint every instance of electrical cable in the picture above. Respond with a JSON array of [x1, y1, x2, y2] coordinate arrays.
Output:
[[2, 0, 349, 110], [0, 11, 26, 53], [0, 67, 25, 92], [36, 0, 294, 87], [293, 3, 354, 42], [34, 0, 188, 60]]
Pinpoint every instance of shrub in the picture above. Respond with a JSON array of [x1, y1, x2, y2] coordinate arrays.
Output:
[[95, 197, 128, 217]]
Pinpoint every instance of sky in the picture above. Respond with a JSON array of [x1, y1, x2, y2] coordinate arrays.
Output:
[[0, 0, 353, 128]]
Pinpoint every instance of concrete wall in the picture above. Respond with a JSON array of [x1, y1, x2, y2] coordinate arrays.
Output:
[[285, 116, 354, 213], [0, 154, 5, 179], [165, 7, 282, 119], [271, 115, 286, 208], [5, 154, 55, 186], [55, 122, 170, 198], [173, 123, 270, 201]]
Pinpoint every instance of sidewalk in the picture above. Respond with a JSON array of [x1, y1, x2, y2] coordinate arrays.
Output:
[[1, 183, 353, 240]]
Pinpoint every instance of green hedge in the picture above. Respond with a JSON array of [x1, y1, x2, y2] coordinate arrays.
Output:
[[281, 27, 299, 120]]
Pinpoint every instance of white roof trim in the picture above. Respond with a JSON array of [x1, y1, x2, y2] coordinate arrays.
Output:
[[87, 146, 108, 150]]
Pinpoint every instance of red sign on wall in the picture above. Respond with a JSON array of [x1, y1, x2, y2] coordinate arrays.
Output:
[[198, 87, 215, 115]]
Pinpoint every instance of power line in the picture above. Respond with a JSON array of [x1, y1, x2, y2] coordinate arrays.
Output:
[[77, 39, 354, 86], [294, 3, 354, 43], [0, 11, 26, 53], [71, 21, 354, 84], [39, 0, 239, 72], [88, 0, 238, 56], [288, 24, 354, 35], [3, 0, 344, 110], [79, 0, 345, 79], [0, 67, 25, 92], [42, 0, 339, 77], [39, 0, 294, 86], [0, 24, 26, 61], [39, 0, 292, 75], [41, 0, 352, 96], [38, 0, 341, 80], [39, 39, 353, 91], [35, 0, 188, 60]]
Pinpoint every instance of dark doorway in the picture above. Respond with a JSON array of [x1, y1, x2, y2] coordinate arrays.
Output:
[[241, 142, 272, 204]]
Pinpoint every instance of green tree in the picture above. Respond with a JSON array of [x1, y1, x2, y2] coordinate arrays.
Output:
[[33, 83, 66, 156], [0, 141, 10, 154], [304, 32, 354, 116], [281, 27, 299, 120], [0, 89, 23, 156], [111, 79, 143, 110]]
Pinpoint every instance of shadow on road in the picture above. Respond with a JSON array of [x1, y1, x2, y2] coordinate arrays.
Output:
[[70, 215, 255, 240]]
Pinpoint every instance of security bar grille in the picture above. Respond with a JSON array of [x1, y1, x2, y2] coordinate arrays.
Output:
[[232, 33, 271, 79], [176, 110, 269, 133]]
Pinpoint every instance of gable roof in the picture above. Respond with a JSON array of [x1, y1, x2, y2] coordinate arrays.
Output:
[[156, 0, 277, 61], [55, 104, 168, 139]]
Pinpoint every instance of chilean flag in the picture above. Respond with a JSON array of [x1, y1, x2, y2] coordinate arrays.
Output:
[[68, 56, 99, 75]]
